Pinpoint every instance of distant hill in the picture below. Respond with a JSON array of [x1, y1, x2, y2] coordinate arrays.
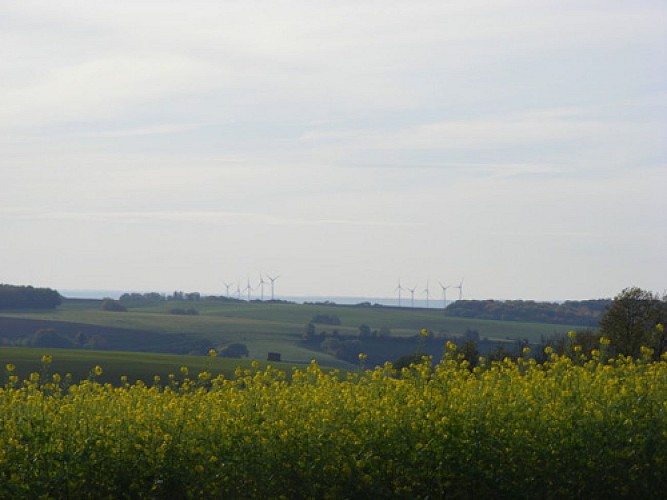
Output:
[[444, 299, 611, 326]]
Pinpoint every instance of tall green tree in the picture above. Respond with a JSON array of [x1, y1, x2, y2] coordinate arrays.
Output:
[[599, 287, 666, 357]]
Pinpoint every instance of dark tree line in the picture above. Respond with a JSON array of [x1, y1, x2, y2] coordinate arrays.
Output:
[[445, 299, 611, 326], [0, 284, 62, 310]]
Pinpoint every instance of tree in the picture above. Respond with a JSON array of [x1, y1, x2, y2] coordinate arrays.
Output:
[[220, 343, 249, 358], [30, 328, 72, 348], [303, 322, 316, 341], [598, 287, 666, 358], [101, 299, 127, 312], [358, 324, 371, 338], [310, 314, 341, 325], [378, 326, 391, 338], [460, 340, 480, 370], [0, 284, 61, 309]]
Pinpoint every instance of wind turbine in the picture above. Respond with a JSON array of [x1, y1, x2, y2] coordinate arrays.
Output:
[[257, 274, 267, 301], [439, 282, 451, 309], [223, 282, 233, 297], [407, 285, 416, 308], [243, 277, 254, 301], [455, 278, 464, 301], [235, 281, 242, 300], [266, 274, 280, 301], [395, 278, 404, 307], [423, 280, 431, 309]]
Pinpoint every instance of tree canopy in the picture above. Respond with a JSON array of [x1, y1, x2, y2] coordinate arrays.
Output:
[[598, 287, 666, 358], [0, 284, 61, 310]]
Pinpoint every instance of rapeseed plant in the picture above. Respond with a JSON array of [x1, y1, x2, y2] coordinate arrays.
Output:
[[0, 339, 665, 498]]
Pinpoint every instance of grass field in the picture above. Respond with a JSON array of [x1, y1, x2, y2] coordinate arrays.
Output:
[[0, 298, 586, 370], [0, 347, 305, 385]]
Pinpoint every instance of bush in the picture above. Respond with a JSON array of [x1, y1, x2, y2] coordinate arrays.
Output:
[[219, 343, 249, 358], [310, 314, 341, 325], [168, 308, 199, 316], [101, 299, 127, 312], [29, 328, 72, 348]]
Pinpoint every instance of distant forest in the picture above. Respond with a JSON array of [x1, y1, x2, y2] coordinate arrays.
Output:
[[0, 284, 62, 310], [445, 299, 611, 326]]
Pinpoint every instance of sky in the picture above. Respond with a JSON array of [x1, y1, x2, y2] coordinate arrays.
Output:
[[1, 0, 666, 302]]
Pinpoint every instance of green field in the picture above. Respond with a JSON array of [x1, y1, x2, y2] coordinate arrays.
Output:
[[0, 347, 300, 386], [0, 298, 585, 375]]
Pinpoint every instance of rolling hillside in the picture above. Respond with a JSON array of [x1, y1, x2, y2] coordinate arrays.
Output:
[[0, 297, 587, 373]]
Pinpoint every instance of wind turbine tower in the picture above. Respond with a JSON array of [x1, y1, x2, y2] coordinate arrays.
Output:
[[423, 280, 431, 309], [395, 279, 404, 307], [407, 286, 416, 308], [244, 278, 253, 301], [223, 282, 233, 297], [257, 274, 267, 301], [266, 274, 280, 301], [455, 278, 464, 301], [439, 282, 451, 309], [235, 281, 242, 300]]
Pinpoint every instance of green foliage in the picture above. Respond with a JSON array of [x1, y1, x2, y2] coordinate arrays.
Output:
[[2, 350, 665, 498], [303, 322, 316, 341], [392, 352, 427, 370], [446, 298, 610, 326], [30, 329, 73, 349], [101, 299, 127, 312], [168, 307, 199, 316], [0, 284, 61, 310], [310, 313, 341, 325], [219, 343, 249, 358], [358, 324, 371, 338], [599, 287, 667, 358]]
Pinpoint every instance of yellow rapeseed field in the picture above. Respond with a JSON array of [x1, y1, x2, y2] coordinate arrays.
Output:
[[1, 341, 666, 499]]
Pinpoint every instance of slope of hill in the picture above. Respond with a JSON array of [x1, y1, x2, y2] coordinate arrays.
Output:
[[0, 297, 588, 369]]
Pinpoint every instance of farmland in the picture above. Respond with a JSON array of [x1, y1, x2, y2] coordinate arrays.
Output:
[[1, 294, 666, 498], [0, 297, 584, 373]]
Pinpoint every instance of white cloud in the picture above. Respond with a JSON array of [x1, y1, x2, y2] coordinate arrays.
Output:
[[0, 56, 227, 129]]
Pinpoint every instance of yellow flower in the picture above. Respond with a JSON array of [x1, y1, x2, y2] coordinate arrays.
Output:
[[567, 331, 576, 340], [657, 323, 664, 333], [41, 354, 52, 364], [209, 348, 217, 357], [420, 328, 429, 337], [180, 366, 189, 376], [5, 363, 15, 372], [358, 353, 368, 361], [94, 366, 103, 376]]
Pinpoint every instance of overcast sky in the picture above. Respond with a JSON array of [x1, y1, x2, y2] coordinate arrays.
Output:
[[1, 0, 665, 302]]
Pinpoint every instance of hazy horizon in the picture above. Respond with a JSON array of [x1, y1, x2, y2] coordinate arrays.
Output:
[[2, 1, 665, 302], [58, 288, 614, 307]]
